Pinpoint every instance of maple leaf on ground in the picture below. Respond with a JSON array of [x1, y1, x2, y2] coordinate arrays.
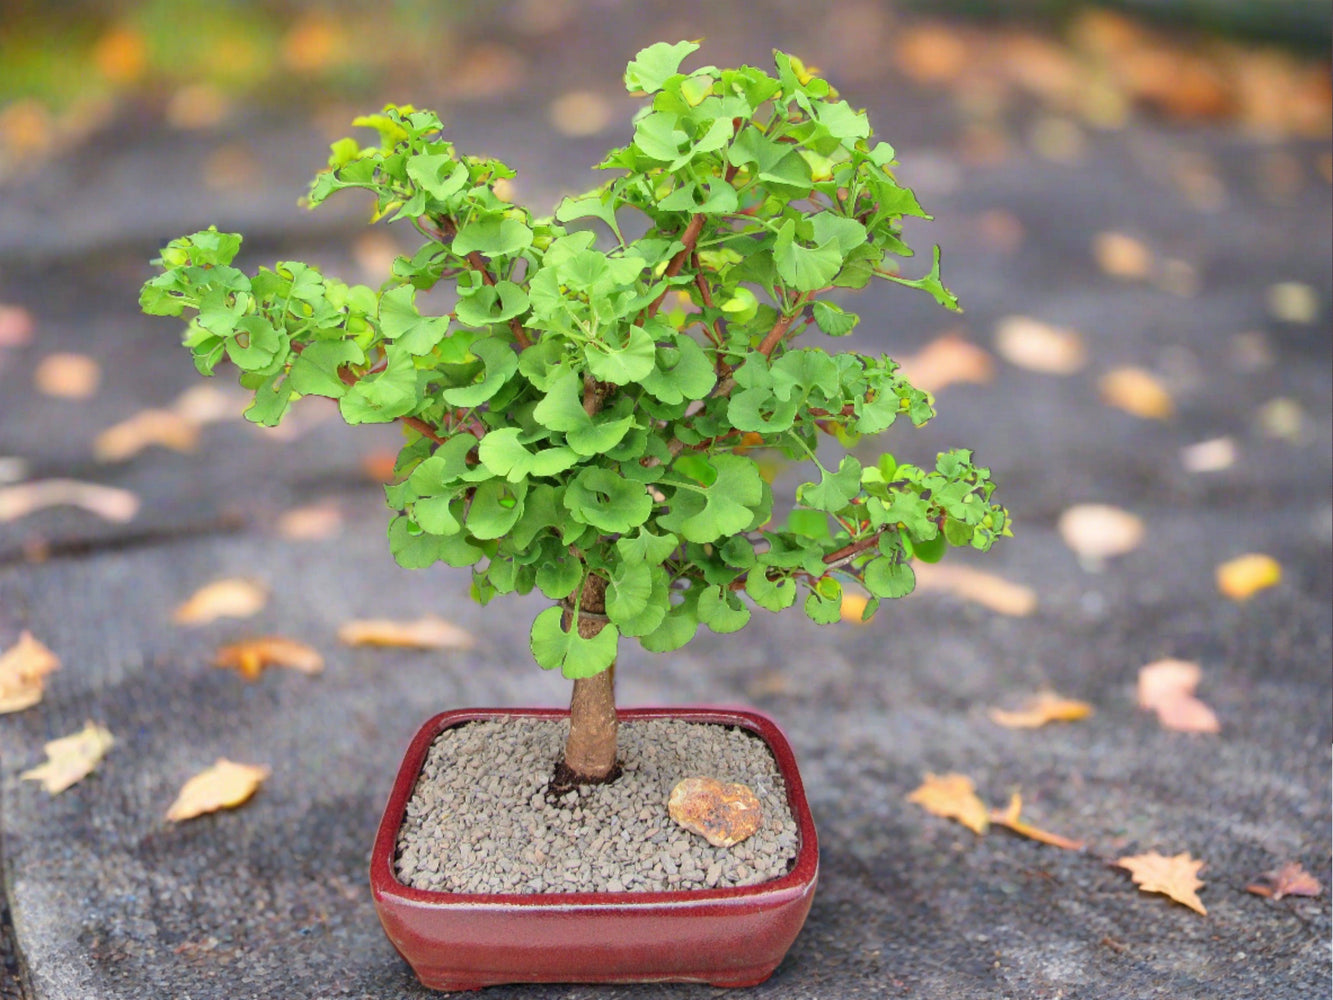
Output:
[[337, 616, 475, 650], [989, 690, 1093, 728], [989, 792, 1085, 850], [1116, 851, 1208, 915], [20, 721, 114, 794], [166, 759, 270, 822], [213, 637, 324, 680], [0, 631, 61, 714], [173, 578, 268, 625], [1246, 862, 1323, 900], [1138, 658, 1220, 733], [907, 772, 989, 834]]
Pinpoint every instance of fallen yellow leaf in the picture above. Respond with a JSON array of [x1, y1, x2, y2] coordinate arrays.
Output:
[[166, 759, 270, 822], [33, 352, 101, 398], [839, 591, 871, 624], [0, 632, 61, 714], [173, 579, 268, 626], [912, 563, 1037, 616], [337, 616, 476, 650], [1116, 850, 1207, 915], [1093, 231, 1152, 279], [93, 25, 148, 84], [20, 721, 114, 794], [989, 690, 1093, 728], [1098, 367, 1174, 419], [1266, 281, 1318, 324], [1138, 659, 1220, 733], [94, 408, 200, 462], [993, 316, 1087, 374], [989, 792, 1085, 850], [1058, 503, 1144, 563], [276, 502, 344, 540], [1257, 397, 1304, 442], [213, 637, 324, 680], [1216, 553, 1281, 600], [549, 90, 614, 136], [1180, 437, 1237, 473], [895, 332, 995, 393], [0, 479, 140, 523], [907, 772, 989, 835]]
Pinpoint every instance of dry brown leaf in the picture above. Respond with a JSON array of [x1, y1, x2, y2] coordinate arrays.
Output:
[[337, 616, 476, 650], [0, 632, 61, 714], [276, 502, 344, 540], [94, 408, 200, 462], [0, 479, 139, 523], [549, 90, 614, 136], [361, 449, 400, 483], [1216, 553, 1281, 601], [1058, 504, 1144, 563], [173, 579, 268, 626], [33, 353, 101, 398], [896, 332, 995, 393], [913, 563, 1038, 616], [1138, 659, 1220, 733], [993, 316, 1087, 375], [989, 690, 1093, 728], [1180, 437, 1237, 473], [1116, 851, 1207, 915], [1099, 367, 1174, 419], [1246, 862, 1323, 900], [907, 772, 990, 835], [990, 793, 1086, 850], [0, 304, 34, 347], [214, 637, 324, 681], [1093, 232, 1152, 279], [166, 759, 270, 822], [20, 721, 114, 794]]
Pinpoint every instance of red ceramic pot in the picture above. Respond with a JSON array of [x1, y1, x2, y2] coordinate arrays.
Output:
[[370, 706, 819, 991]]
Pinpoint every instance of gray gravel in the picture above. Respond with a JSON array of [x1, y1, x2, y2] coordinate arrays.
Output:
[[394, 718, 800, 894]]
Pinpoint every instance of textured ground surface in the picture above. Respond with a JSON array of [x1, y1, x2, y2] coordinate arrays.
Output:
[[0, 3, 1330, 999]]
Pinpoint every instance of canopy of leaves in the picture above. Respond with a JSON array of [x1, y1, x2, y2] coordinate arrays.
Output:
[[141, 44, 1010, 681]]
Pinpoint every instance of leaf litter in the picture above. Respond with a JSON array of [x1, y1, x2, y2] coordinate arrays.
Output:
[[0, 479, 140, 523], [1138, 659, 1220, 733], [173, 578, 268, 625], [989, 690, 1093, 728], [166, 759, 270, 822], [0, 631, 61, 714], [337, 616, 475, 650], [1116, 851, 1207, 915], [20, 721, 114, 794], [214, 637, 324, 680]]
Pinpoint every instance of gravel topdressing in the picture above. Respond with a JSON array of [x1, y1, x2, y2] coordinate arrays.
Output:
[[394, 717, 800, 895]]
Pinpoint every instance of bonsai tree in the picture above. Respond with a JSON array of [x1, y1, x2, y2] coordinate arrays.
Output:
[[141, 41, 1010, 789]]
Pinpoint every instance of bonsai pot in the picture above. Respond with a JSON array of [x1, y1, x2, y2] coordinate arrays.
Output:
[[370, 706, 819, 991]]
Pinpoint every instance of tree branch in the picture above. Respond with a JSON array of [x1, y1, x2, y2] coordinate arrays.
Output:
[[466, 251, 533, 350], [643, 214, 706, 320]]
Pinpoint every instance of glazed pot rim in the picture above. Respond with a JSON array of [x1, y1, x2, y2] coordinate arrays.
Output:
[[370, 705, 820, 911]]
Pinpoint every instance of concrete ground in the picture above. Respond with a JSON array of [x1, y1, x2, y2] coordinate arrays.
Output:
[[0, 4, 1329, 998]]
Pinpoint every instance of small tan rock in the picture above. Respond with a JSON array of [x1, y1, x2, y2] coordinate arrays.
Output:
[[668, 776, 763, 848]]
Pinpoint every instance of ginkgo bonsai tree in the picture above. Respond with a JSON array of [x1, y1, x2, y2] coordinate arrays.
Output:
[[141, 41, 1010, 789]]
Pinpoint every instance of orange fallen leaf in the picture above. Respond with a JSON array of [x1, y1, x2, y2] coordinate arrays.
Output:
[[0, 632, 61, 714], [171, 384, 247, 425], [1116, 850, 1207, 915], [907, 772, 989, 835], [989, 690, 1093, 728], [0, 479, 140, 523], [94, 408, 200, 462], [1246, 862, 1323, 900], [1099, 367, 1174, 419], [277, 502, 344, 540], [896, 332, 995, 393], [165, 83, 232, 130], [0, 304, 34, 347], [173, 579, 268, 626], [33, 352, 101, 398], [361, 449, 400, 483], [93, 25, 148, 84], [20, 721, 114, 794], [1093, 231, 1152, 279], [1058, 503, 1144, 564], [1138, 659, 1220, 733], [213, 637, 324, 681], [1216, 553, 1281, 601], [989, 792, 1085, 850], [337, 616, 476, 650], [166, 759, 270, 822], [549, 90, 614, 136], [895, 23, 969, 84], [913, 563, 1037, 616], [993, 316, 1087, 375]]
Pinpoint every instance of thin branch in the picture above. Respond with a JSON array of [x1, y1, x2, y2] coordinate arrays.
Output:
[[336, 367, 451, 443], [643, 214, 706, 320], [466, 250, 533, 350]]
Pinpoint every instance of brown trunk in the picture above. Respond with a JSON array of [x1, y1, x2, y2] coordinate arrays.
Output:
[[559, 574, 619, 785]]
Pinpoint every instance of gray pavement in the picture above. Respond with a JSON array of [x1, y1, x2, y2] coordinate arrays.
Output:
[[0, 5, 1330, 998]]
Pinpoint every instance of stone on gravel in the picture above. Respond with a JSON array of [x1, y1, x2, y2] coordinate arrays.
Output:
[[667, 776, 764, 848]]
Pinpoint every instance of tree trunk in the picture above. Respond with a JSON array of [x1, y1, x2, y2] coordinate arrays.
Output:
[[559, 574, 619, 785]]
